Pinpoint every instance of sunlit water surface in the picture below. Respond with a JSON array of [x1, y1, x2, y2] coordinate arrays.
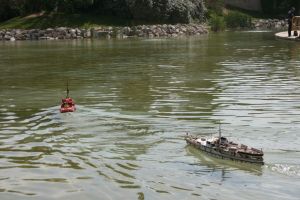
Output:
[[0, 32, 300, 200]]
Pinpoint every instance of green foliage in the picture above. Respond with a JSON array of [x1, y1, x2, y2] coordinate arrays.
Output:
[[224, 11, 252, 29], [0, 0, 207, 24], [0, 0, 97, 22], [209, 13, 225, 32], [0, 0, 20, 21], [205, 0, 224, 15], [261, 0, 299, 15], [0, 13, 131, 29]]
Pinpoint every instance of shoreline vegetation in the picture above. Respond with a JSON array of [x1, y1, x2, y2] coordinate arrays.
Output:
[[0, 17, 288, 42], [0, 12, 288, 42]]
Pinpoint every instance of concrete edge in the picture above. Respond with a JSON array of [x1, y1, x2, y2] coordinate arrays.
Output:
[[275, 31, 300, 41]]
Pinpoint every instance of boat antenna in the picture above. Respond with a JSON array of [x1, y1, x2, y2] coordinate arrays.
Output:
[[219, 122, 222, 138], [66, 81, 69, 98]]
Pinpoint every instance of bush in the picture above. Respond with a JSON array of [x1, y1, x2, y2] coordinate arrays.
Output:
[[209, 13, 225, 32], [225, 11, 252, 28], [205, 0, 224, 15], [0, 0, 207, 24]]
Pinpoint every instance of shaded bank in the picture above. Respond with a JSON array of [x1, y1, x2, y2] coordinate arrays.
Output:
[[0, 0, 206, 24], [0, 24, 208, 41], [252, 19, 287, 30]]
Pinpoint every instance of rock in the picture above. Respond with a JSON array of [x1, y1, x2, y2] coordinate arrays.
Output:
[[52, 32, 59, 38], [275, 22, 281, 29], [122, 27, 131, 36], [86, 29, 92, 38], [38, 30, 45, 37], [4, 34, 11, 40], [138, 31, 146, 37], [5, 31, 11, 36], [69, 29, 76, 34], [75, 28, 81, 34], [252, 19, 287, 30], [57, 35, 65, 40], [95, 31, 110, 38], [39, 36, 54, 40], [10, 37, 15, 41], [29, 29, 38, 35], [148, 33, 154, 38], [24, 33, 30, 40], [70, 33, 77, 38], [15, 33, 24, 40], [65, 34, 71, 39], [13, 29, 21, 35], [0, 24, 208, 41], [46, 28, 54, 34], [57, 27, 67, 31], [31, 33, 39, 40]]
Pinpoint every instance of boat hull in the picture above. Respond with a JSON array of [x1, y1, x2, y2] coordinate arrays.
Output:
[[185, 136, 264, 165], [60, 97, 76, 113], [60, 106, 76, 113]]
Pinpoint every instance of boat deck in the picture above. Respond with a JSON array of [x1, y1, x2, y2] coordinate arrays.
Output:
[[185, 135, 264, 165], [275, 31, 300, 41]]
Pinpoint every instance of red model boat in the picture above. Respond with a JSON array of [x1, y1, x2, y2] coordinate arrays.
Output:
[[60, 97, 76, 113], [60, 82, 76, 113]]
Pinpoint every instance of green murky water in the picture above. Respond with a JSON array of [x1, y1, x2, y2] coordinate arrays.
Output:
[[0, 31, 300, 200]]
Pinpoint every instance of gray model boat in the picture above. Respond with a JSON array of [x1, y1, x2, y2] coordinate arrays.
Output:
[[185, 128, 264, 165]]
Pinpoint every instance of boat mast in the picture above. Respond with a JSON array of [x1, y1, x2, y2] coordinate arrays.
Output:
[[66, 81, 69, 98], [219, 122, 221, 138]]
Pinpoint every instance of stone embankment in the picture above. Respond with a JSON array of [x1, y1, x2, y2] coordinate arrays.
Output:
[[252, 19, 288, 30], [0, 24, 208, 41]]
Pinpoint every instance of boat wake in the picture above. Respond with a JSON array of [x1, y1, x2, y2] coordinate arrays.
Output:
[[267, 163, 300, 177], [185, 146, 263, 176]]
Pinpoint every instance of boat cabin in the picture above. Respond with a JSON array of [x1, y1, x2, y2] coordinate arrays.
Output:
[[61, 98, 74, 107]]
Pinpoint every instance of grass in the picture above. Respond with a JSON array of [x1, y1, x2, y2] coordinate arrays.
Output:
[[209, 13, 225, 32], [0, 12, 182, 29], [0, 12, 135, 29], [224, 11, 252, 28]]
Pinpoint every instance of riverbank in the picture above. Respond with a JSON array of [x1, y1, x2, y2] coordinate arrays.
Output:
[[0, 24, 208, 41], [0, 17, 288, 42], [252, 18, 287, 30]]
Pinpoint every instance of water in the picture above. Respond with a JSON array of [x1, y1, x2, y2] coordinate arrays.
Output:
[[0, 31, 299, 200]]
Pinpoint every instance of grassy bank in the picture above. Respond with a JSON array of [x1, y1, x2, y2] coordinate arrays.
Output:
[[207, 4, 289, 32], [0, 12, 134, 29], [207, 7, 258, 32], [0, 8, 275, 31]]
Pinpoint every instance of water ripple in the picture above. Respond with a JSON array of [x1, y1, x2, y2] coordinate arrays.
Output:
[[1, 32, 300, 199]]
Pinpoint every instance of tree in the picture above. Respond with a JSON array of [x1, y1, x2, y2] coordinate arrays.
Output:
[[0, 0, 207, 23], [261, 0, 300, 15]]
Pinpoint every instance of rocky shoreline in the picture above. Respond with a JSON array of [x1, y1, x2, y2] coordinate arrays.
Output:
[[0, 24, 208, 41], [252, 19, 288, 30], [0, 19, 289, 41]]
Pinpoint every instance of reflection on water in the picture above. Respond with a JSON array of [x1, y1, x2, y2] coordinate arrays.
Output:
[[185, 146, 263, 176], [0, 32, 300, 199]]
